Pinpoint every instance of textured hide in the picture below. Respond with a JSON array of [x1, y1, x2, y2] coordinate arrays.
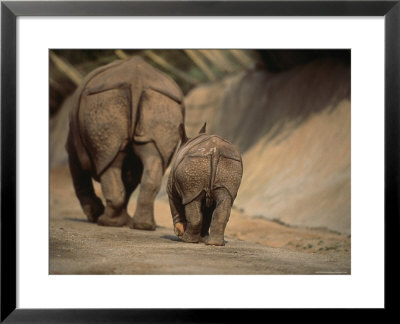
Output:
[[68, 56, 184, 176], [169, 134, 243, 206]]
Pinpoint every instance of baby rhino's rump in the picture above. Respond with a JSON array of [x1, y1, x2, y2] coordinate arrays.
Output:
[[214, 142, 243, 200], [174, 135, 242, 205]]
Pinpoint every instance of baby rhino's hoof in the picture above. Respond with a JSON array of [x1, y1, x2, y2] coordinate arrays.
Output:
[[181, 232, 200, 243], [174, 222, 186, 237], [97, 212, 130, 227]]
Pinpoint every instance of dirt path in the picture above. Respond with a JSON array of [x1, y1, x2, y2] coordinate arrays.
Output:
[[50, 167, 350, 274]]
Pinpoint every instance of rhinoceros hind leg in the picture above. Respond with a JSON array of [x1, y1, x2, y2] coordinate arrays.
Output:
[[68, 139, 104, 223], [130, 142, 163, 231], [97, 152, 131, 227], [181, 193, 204, 243], [205, 188, 232, 246]]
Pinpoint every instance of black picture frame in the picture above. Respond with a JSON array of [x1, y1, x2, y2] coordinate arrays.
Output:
[[1, 0, 399, 322]]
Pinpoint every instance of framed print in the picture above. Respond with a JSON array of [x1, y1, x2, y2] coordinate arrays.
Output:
[[1, 0, 399, 322]]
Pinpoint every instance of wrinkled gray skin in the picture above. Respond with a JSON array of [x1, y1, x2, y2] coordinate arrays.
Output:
[[167, 125, 243, 245], [66, 56, 185, 230]]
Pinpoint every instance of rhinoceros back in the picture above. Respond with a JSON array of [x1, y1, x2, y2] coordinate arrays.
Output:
[[71, 56, 184, 176], [172, 135, 243, 205]]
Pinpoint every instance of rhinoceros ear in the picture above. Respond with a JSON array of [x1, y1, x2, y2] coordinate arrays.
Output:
[[199, 122, 207, 134], [179, 123, 188, 144]]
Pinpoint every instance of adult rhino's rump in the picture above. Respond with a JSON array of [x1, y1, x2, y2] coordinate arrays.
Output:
[[69, 56, 184, 176]]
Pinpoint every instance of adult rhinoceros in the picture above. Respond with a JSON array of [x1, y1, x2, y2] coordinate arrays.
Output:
[[66, 56, 185, 230]]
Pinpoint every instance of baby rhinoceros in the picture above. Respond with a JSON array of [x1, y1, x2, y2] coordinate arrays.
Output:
[[167, 125, 243, 246]]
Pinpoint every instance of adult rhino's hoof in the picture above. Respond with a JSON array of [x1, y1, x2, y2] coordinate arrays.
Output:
[[82, 198, 104, 223], [97, 211, 131, 227], [199, 234, 209, 243], [205, 236, 225, 246], [130, 218, 156, 231]]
